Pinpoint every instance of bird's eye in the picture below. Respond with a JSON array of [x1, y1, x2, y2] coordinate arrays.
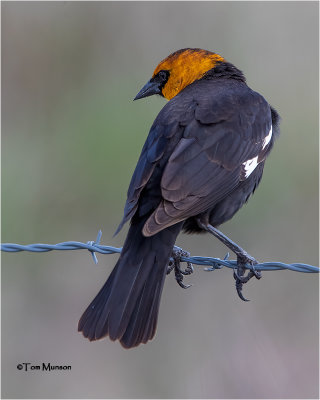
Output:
[[158, 70, 169, 81]]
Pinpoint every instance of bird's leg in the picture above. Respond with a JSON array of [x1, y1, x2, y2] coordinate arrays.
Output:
[[167, 246, 194, 289], [197, 218, 261, 301]]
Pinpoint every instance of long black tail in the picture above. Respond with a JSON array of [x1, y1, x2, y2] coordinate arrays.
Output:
[[78, 218, 182, 348]]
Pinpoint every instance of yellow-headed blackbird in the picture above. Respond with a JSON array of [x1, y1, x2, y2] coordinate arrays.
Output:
[[78, 48, 280, 348]]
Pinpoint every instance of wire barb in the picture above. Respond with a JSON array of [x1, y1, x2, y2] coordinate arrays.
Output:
[[1, 231, 318, 274], [86, 230, 102, 264]]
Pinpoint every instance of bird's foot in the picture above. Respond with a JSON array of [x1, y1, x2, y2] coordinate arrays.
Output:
[[195, 219, 262, 301], [233, 252, 261, 302], [167, 246, 194, 289]]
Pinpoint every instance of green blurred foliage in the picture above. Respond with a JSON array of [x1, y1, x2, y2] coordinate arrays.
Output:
[[1, 2, 318, 398]]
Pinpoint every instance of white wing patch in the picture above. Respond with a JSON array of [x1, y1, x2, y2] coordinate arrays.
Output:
[[242, 156, 259, 178], [241, 126, 273, 179], [262, 126, 273, 150]]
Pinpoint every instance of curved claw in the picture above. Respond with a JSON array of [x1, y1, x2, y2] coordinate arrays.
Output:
[[178, 280, 193, 289], [234, 267, 250, 301], [236, 283, 250, 302], [174, 268, 193, 289]]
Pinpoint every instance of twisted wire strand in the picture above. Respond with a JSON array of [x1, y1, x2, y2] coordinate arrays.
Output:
[[1, 230, 318, 273]]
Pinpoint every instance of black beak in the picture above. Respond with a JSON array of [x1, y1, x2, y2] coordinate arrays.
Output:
[[134, 79, 161, 100]]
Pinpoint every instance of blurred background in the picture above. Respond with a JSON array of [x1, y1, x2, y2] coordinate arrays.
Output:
[[1, 2, 318, 398]]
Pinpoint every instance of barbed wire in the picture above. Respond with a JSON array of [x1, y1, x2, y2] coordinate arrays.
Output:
[[1, 230, 318, 273]]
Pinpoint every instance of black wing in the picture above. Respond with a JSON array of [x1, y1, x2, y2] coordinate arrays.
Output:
[[117, 79, 273, 236], [142, 79, 273, 235], [115, 118, 185, 235]]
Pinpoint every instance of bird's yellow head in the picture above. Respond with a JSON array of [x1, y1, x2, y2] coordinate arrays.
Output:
[[134, 48, 225, 101]]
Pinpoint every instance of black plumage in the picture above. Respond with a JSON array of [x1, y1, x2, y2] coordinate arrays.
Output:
[[78, 49, 280, 348]]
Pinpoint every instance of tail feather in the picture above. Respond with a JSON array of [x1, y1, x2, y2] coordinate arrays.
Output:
[[121, 255, 166, 348], [78, 218, 182, 348], [79, 266, 118, 340]]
